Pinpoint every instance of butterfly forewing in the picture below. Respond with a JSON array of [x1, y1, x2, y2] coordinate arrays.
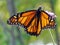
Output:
[[40, 11, 55, 29], [18, 10, 36, 26], [7, 15, 18, 25], [20, 10, 36, 16], [26, 17, 38, 36], [40, 11, 49, 28]]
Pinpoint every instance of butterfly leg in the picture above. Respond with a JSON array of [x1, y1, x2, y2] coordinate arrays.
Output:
[[17, 23, 21, 30]]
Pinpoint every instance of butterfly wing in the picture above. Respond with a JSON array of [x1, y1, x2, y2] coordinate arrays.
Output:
[[7, 15, 18, 25], [18, 10, 36, 27], [7, 10, 36, 25], [40, 11, 55, 29], [26, 17, 41, 36]]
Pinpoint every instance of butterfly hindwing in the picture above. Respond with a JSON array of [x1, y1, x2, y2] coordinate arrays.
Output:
[[40, 11, 49, 28], [40, 11, 55, 29], [26, 17, 41, 36]]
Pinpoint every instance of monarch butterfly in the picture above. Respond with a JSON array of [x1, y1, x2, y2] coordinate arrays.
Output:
[[7, 7, 56, 36]]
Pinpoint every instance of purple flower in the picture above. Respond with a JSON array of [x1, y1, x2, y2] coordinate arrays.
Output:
[[45, 11, 56, 19]]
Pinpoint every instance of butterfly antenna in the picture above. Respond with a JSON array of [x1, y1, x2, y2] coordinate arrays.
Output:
[[49, 29, 56, 45]]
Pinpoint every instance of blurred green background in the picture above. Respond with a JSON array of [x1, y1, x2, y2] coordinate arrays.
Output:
[[0, 0, 60, 45]]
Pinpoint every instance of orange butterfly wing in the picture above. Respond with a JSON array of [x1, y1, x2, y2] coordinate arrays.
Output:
[[40, 11, 49, 28], [26, 17, 41, 36], [7, 15, 18, 25], [40, 11, 55, 29], [18, 10, 36, 26]]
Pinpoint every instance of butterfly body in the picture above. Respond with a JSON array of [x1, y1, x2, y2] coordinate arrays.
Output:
[[7, 7, 56, 36]]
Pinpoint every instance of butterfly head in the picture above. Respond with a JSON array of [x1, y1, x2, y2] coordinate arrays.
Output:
[[7, 15, 18, 25]]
